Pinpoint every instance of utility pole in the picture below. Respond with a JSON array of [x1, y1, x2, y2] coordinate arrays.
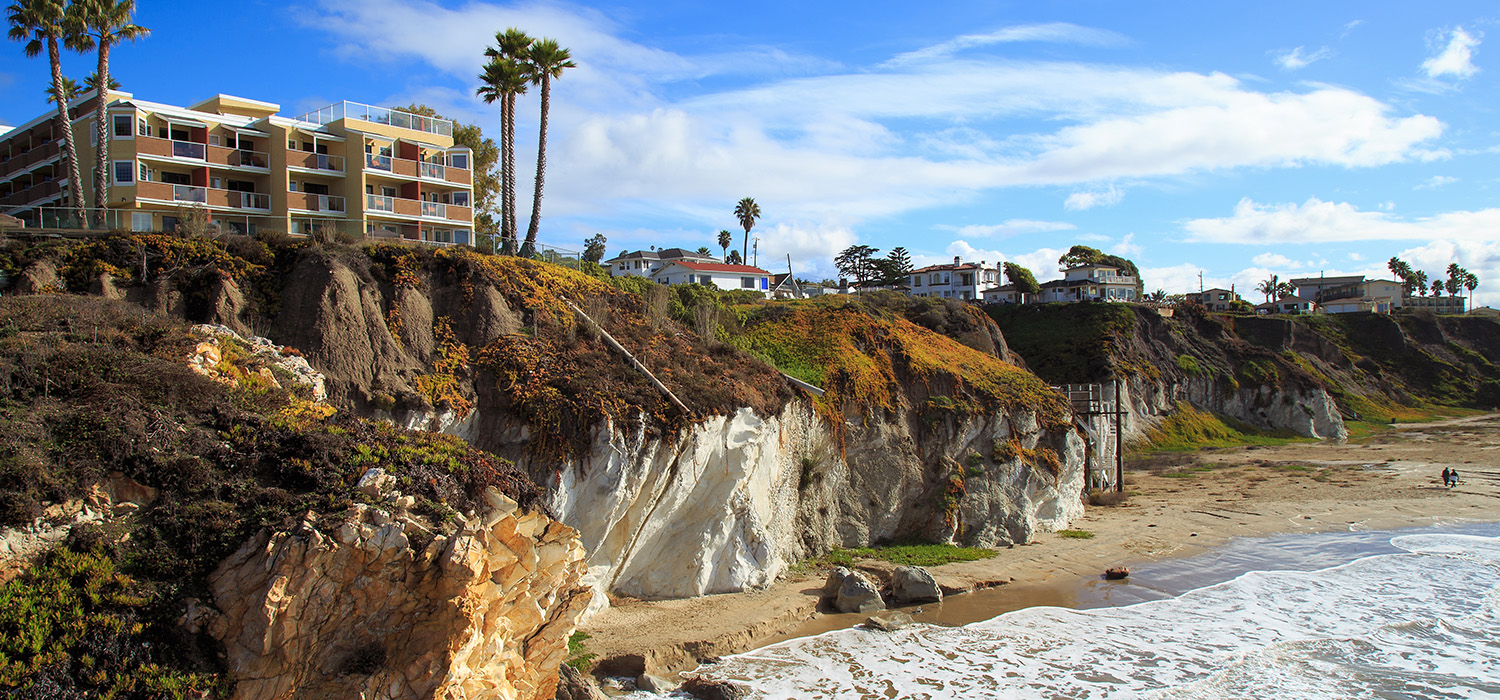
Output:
[[753, 237, 760, 267], [1198, 271, 1204, 294], [1114, 378, 1124, 492]]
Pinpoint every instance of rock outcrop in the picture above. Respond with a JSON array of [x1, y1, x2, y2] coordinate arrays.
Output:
[[194, 494, 590, 700], [892, 566, 943, 603]]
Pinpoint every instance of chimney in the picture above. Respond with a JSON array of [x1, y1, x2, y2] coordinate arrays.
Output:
[[954, 256, 961, 266]]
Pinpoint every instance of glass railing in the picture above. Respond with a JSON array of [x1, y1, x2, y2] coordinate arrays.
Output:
[[294, 101, 453, 138], [317, 195, 345, 212], [234, 150, 269, 168], [366, 194, 394, 212], [419, 162, 445, 179], [172, 141, 206, 160], [365, 153, 392, 171], [421, 201, 446, 218], [173, 184, 206, 203], [238, 192, 270, 210], [316, 154, 345, 172]]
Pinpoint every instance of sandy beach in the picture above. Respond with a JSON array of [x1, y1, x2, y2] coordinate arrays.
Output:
[[582, 413, 1500, 678]]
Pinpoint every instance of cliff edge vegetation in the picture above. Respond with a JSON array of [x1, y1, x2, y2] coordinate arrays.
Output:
[[0, 295, 548, 698]]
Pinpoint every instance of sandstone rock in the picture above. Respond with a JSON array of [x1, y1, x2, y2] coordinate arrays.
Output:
[[204, 499, 591, 700], [554, 664, 608, 700], [836, 572, 884, 613], [680, 677, 751, 700], [864, 611, 914, 632], [356, 467, 396, 498], [822, 566, 853, 598], [892, 566, 942, 603]]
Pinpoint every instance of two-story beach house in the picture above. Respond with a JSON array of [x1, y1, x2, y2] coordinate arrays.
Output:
[[604, 248, 719, 278], [908, 257, 1000, 300], [0, 90, 475, 244], [650, 260, 772, 295], [1037, 264, 1139, 302], [1189, 288, 1241, 311]]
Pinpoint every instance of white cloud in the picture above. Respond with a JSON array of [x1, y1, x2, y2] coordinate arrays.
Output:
[[1274, 46, 1334, 71], [944, 219, 1076, 238], [1139, 263, 1216, 295], [913, 241, 1068, 281], [885, 23, 1129, 66], [1348, 252, 1364, 261], [1184, 198, 1500, 244], [1110, 233, 1142, 258], [1251, 252, 1301, 268], [1415, 175, 1457, 189], [306, 0, 1450, 239], [1065, 185, 1124, 211], [1341, 20, 1364, 39], [1422, 27, 1481, 80], [1394, 239, 1500, 306]]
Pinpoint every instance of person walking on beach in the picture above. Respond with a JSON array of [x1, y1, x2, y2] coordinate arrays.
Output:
[[1442, 467, 1452, 487], [1449, 469, 1460, 488]]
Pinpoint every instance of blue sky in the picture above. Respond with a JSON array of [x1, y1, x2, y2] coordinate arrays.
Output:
[[3, 1, 1498, 303]]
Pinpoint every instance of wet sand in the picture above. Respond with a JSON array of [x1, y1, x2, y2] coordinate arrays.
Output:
[[582, 413, 1500, 678]]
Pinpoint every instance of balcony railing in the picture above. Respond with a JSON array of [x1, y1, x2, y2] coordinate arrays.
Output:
[[421, 201, 446, 218], [366, 194, 394, 212], [290, 193, 345, 212], [365, 153, 392, 172], [173, 141, 206, 160], [419, 162, 445, 180], [0, 141, 60, 179], [290, 152, 345, 173], [173, 184, 206, 203], [294, 101, 453, 138]]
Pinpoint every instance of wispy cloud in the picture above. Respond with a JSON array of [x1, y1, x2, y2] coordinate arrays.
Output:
[[1341, 20, 1365, 39], [1422, 26, 1481, 80], [1273, 46, 1334, 71], [1251, 252, 1302, 268], [884, 23, 1129, 67], [942, 219, 1077, 238], [1064, 185, 1124, 211], [1185, 197, 1500, 243], [1415, 175, 1457, 189]]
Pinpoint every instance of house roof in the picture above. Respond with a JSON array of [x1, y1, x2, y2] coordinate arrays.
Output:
[[656, 261, 770, 275], [1289, 275, 1363, 286], [605, 248, 718, 264], [1063, 263, 1124, 273], [911, 262, 988, 274], [1197, 288, 1236, 295]]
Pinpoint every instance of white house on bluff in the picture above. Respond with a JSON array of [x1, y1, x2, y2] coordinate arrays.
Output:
[[908, 257, 1000, 300], [604, 247, 717, 278], [651, 260, 773, 295], [1037, 264, 1139, 302]]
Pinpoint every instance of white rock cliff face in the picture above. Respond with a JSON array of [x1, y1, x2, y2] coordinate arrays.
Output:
[[194, 494, 591, 700], [1120, 375, 1348, 442], [459, 400, 1088, 602]]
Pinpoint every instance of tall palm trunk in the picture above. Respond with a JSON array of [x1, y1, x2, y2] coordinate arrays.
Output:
[[524, 75, 552, 251], [504, 92, 519, 250], [90, 41, 112, 226], [46, 37, 84, 219]]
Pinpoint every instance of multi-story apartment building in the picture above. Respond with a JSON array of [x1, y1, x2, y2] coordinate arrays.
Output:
[[909, 257, 999, 300], [0, 90, 474, 244]]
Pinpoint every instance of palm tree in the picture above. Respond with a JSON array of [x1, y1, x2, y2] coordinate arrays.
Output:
[[82, 69, 117, 93], [8, 0, 85, 216], [64, 0, 148, 223], [1388, 256, 1415, 297], [42, 74, 77, 102], [522, 38, 574, 254], [734, 197, 760, 262], [1255, 274, 1281, 303], [1464, 271, 1479, 309], [476, 52, 529, 253], [695, 246, 712, 257], [717, 229, 732, 260]]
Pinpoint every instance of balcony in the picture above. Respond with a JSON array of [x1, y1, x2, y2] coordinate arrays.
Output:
[[137, 181, 269, 210], [365, 195, 471, 223], [294, 101, 453, 138], [138, 135, 206, 161], [0, 179, 61, 208], [289, 193, 346, 213], [364, 154, 469, 185], [207, 145, 269, 170], [289, 152, 345, 173], [0, 141, 60, 179]]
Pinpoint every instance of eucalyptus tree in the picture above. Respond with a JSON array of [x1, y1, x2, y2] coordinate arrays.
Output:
[[64, 0, 148, 221], [734, 197, 760, 261], [8, 0, 85, 212], [523, 38, 574, 253], [1003, 262, 1042, 302]]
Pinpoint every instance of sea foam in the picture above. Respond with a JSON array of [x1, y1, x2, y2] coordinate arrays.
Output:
[[672, 533, 1500, 699]]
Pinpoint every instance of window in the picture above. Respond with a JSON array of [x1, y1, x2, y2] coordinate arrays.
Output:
[[913, 276, 922, 287], [131, 212, 152, 232], [170, 128, 189, 142], [161, 172, 191, 185], [686, 274, 695, 284], [448, 153, 468, 169], [137, 118, 150, 137], [112, 160, 134, 184], [208, 135, 222, 146], [138, 163, 149, 182], [741, 276, 755, 289], [288, 180, 298, 192], [288, 139, 297, 149], [112, 115, 132, 139], [450, 192, 470, 207]]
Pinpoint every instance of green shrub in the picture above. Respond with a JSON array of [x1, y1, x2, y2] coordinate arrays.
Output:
[[1175, 354, 1201, 376], [1057, 529, 1095, 539]]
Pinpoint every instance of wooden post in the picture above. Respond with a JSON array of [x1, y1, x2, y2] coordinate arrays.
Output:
[[564, 299, 691, 416], [1114, 378, 1124, 492]]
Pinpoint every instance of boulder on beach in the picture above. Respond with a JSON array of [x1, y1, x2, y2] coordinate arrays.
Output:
[[837, 572, 885, 613], [1104, 566, 1130, 580], [681, 676, 752, 700], [892, 566, 943, 603], [865, 611, 914, 632]]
